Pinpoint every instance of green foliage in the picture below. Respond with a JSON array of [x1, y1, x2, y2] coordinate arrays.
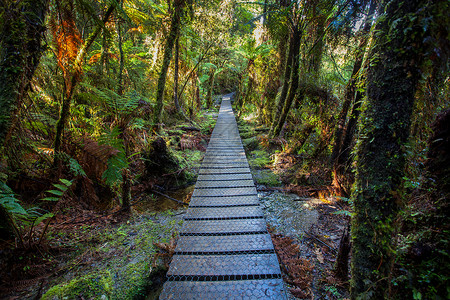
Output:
[[1, 181, 56, 245], [0, 181, 27, 216], [248, 150, 271, 169], [42, 179, 73, 202], [81, 83, 143, 117], [99, 127, 128, 187], [236, 41, 273, 61]]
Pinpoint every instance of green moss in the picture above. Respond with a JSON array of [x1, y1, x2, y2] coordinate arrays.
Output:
[[238, 122, 257, 139], [42, 270, 113, 300], [248, 150, 270, 169], [242, 137, 259, 151], [113, 260, 151, 299], [252, 169, 281, 186]]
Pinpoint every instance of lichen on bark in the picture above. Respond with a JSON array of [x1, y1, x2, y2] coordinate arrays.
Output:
[[350, 0, 430, 298]]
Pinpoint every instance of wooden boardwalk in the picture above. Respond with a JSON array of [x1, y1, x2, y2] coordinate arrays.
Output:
[[159, 95, 286, 299]]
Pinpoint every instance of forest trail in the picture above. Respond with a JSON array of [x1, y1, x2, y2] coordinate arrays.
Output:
[[159, 95, 287, 299]]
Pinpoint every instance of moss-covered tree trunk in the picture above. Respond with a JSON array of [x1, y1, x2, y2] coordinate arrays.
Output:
[[350, 0, 428, 297], [269, 26, 301, 138], [173, 36, 181, 112], [0, 0, 49, 239], [0, 0, 49, 148], [116, 11, 131, 212], [331, 1, 376, 196], [153, 0, 186, 131], [269, 34, 295, 137], [205, 68, 215, 109], [237, 75, 254, 119]]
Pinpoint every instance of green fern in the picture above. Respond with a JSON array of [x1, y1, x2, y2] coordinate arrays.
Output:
[[56, 152, 87, 177], [80, 82, 141, 117], [0, 181, 27, 216], [42, 179, 73, 202], [103, 154, 127, 187], [98, 126, 128, 187]]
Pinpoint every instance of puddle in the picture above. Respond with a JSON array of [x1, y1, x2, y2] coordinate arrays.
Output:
[[135, 185, 194, 212], [259, 191, 319, 239]]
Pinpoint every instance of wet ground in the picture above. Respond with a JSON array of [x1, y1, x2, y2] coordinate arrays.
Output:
[[259, 189, 349, 299]]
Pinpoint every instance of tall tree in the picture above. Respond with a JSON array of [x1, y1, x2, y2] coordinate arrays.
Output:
[[269, 23, 302, 138], [350, 0, 433, 297], [173, 36, 181, 112], [0, 0, 49, 147], [153, 0, 189, 132], [0, 0, 49, 239], [331, 0, 377, 195]]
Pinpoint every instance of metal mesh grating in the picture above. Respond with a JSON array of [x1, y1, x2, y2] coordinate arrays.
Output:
[[159, 96, 287, 299]]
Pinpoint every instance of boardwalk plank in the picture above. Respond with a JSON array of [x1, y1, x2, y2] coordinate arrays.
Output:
[[159, 95, 286, 299]]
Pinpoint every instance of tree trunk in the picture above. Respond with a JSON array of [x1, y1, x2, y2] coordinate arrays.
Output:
[[173, 36, 181, 112], [0, 205, 15, 240], [331, 1, 377, 196], [334, 221, 351, 281], [195, 72, 201, 110], [269, 33, 295, 137], [0, 0, 49, 148], [237, 75, 254, 118], [0, 0, 49, 238], [270, 27, 302, 138], [153, 0, 186, 131], [116, 9, 130, 212], [117, 18, 125, 96], [350, 0, 428, 297], [206, 68, 215, 109]]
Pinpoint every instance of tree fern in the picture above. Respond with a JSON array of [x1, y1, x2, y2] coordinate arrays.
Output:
[[80, 83, 141, 117]]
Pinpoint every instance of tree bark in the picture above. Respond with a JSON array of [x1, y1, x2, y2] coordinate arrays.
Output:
[[331, 1, 377, 196], [0, 0, 49, 148], [0, 0, 49, 238], [173, 36, 180, 112], [334, 221, 351, 281], [153, 0, 186, 131], [269, 34, 295, 137], [269, 26, 302, 138], [350, 0, 428, 297], [206, 67, 215, 109]]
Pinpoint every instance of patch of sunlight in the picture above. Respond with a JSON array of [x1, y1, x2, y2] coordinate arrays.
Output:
[[36, 147, 54, 155], [243, 112, 257, 121]]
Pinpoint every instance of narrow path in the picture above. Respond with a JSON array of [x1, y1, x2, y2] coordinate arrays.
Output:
[[159, 96, 287, 299]]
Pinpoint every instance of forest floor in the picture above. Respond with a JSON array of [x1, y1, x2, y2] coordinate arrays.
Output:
[[0, 103, 350, 300], [240, 116, 350, 300]]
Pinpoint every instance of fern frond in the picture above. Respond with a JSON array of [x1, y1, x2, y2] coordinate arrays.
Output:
[[0, 182, 28, 216]]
